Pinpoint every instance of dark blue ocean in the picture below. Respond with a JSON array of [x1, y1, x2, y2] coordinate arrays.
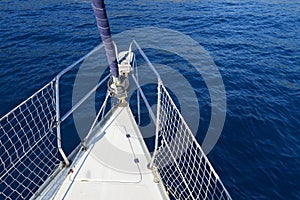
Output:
[[1, 0, 299, 199]]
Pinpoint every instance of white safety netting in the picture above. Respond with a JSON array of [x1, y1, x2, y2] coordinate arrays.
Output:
[[152, 82, 231, 200], [0, 81, 60, 200]]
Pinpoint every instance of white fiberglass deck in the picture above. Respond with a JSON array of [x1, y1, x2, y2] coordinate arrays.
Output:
[[53, 105, 169, 200]]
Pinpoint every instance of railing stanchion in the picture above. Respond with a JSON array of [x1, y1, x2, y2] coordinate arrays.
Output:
[[136, 60, 141, 126], [149, 79, 162, 169], [55, 77, 70, 167]]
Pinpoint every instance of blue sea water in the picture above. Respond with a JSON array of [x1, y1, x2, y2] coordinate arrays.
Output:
[[0, 0, 299, 199]]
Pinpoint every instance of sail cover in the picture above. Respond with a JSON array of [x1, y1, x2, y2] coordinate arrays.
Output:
[[91, 0, 119, 78]]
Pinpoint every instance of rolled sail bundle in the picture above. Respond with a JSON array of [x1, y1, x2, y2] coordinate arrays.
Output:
[[91, 0, 119, 78]]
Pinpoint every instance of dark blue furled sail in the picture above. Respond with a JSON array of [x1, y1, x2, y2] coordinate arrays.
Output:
[[91, 0, 119, 78]]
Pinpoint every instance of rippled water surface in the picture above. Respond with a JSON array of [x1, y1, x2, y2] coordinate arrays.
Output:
[[1, 0, 299, 199]]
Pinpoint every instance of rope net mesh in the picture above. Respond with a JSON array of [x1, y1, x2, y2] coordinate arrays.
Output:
[[153, 82, 231, 200], [0, 81, 60, 200]]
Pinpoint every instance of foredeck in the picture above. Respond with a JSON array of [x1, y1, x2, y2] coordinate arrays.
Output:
[[53, 105, 169, 200]]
